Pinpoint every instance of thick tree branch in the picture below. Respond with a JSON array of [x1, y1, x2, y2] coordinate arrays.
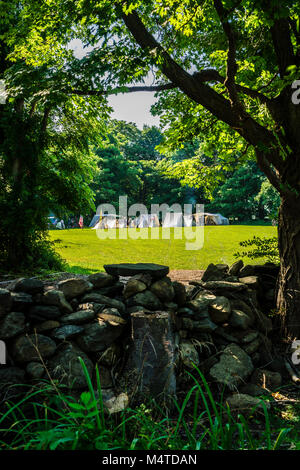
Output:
[[119, 8, 285, 175], [236, 83, 271, 105], [194, 69, 272, 105], [213, 0, 244, 115], [256, 150, 282, 194], [120, 9, 244, 130], [271, 18, 295, 77], [67, 7, 282, 180], [69, 74, 271, 107], [68, 83, 175, 96]]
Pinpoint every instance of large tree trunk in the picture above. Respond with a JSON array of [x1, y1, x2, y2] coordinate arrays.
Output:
[[277, 195, 300, 338]]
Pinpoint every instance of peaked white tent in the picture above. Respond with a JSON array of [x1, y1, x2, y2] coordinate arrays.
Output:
[[183, 214, 194, 227], [135, 214, 160, 228], [90, 213, 160, 229], [90, 214, 127, 229], [162, 212, 184, 228], [89, 214, 100, 228], [89, 211, 229, 229], [162, 212, 229, 227], [196, 212, 229, 225], [214, 213, 229, 225], [162, 212, 201, 227]]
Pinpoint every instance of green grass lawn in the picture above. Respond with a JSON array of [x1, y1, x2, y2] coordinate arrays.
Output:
[[49, 225, 277, 274]]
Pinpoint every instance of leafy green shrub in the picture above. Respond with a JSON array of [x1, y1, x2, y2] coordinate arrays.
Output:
[[25, 237, 67, 273], [0, 220, 66, 275], [234, 236, 279, 264]]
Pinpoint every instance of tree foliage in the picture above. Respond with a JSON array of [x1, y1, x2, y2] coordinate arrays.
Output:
[[0, 0, 109, 271], [206, 162, 264, 220], [90, 121, 195, 211], [6, 0, 300, 194], [255, 180, 281, 219]]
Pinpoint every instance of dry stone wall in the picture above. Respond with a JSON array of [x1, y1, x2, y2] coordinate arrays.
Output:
[[0, 261, 281, 411]]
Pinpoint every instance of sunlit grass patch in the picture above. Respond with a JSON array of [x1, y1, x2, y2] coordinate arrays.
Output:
[[49, 226, 277, 274]]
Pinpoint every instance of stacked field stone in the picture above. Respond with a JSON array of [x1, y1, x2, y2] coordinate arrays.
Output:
[[0, 261, 282, 412]]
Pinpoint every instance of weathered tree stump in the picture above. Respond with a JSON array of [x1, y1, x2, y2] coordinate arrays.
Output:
[[124, 311, 177, 404]]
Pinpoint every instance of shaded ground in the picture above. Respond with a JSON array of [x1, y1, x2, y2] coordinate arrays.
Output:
[[169, 269, 204, 284]]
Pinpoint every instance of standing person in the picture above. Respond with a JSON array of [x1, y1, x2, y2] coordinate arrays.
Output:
[[79, 215, 84, 229]]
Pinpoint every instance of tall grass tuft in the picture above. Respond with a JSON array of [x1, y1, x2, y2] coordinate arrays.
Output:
[[0, 360, 291, 450]]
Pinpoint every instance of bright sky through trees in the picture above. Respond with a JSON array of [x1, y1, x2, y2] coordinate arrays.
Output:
[[68, 39, 160, 129], [108, 92, 160, 129]]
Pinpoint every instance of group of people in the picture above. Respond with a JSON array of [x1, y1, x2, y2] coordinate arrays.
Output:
[[94, 214, 160, 229], [48, 218, 65, 229], [48, 216, 84, 229]]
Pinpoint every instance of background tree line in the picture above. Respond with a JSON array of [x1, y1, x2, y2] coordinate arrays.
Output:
[[84, 120, 280, 224]]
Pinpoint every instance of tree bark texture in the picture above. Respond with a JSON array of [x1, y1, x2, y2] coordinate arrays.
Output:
[[124, 311, 177, 403], [277, 195, 300, 338]]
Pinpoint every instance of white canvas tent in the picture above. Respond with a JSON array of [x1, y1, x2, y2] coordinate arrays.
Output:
[[195, 212, 229, 225], [90, 214, 127, 229], [183, 214, 193, 227], [134, 214, 160, 228], [162, 212, 202, 227], [162, 212, 184, 228], [89, 214, 100, 228], [89, 211, 229, 229], [90, 213, 160, 229], [118, 217, 127, 228], [162, 212, 229, 227], [214, 213, 229, 225]]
